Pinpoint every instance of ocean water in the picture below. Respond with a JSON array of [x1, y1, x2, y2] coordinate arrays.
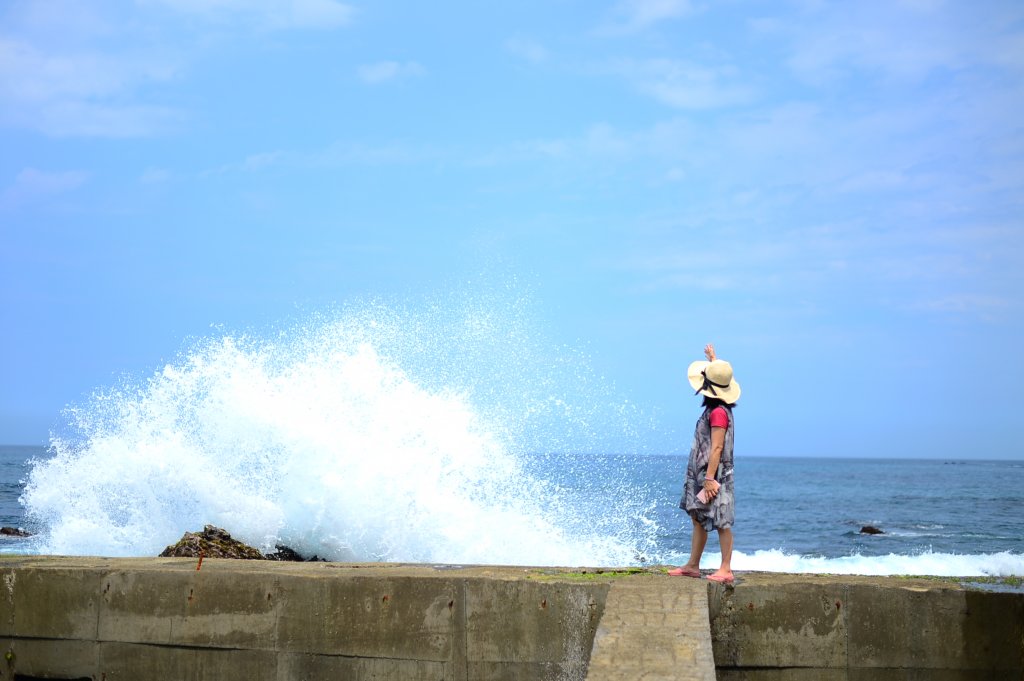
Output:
[[3, 445, 1022, 575], [2, 294, 1022, 576]]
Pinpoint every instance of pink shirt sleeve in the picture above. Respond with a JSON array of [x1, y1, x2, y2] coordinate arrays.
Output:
[[709, 406, 729, 429]]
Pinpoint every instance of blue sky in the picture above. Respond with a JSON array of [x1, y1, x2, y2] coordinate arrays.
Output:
[[1, 0, 1022, 457]]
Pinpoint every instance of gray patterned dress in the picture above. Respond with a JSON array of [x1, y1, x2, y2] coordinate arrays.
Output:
[[680, 405, 735, 531]]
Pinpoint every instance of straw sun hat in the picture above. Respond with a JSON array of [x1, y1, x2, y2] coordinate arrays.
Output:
[[687, 359, 741, 404]]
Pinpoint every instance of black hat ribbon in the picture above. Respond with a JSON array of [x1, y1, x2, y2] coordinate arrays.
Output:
[[694, 369, 730, 396]]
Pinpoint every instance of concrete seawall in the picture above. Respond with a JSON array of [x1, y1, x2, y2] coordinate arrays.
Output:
[[708, 573, 1023, 680], [1, 556, 1021, 680]]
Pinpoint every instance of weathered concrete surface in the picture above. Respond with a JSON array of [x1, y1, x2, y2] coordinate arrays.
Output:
[[587, 575, 715, 681], [1, 557, 612, 681], [709, 573, 1024, 681], [2, 558, 1022, 680]]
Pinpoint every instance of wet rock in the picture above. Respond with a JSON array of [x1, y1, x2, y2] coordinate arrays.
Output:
[[159, 525, 265, 560], [0, 526, 32, 538], [264, 544, 304, 561], [860, 525, 885, 535], [265, 545, 326, 562]]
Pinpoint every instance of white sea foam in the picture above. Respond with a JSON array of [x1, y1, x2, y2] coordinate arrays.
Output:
[[23, 293, 652, 565], [683, 549, 1024, 577]]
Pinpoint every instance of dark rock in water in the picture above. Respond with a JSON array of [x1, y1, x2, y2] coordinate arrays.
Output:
[[860, 525, 885, 535], [264, 544, 304, 561], [0, 526, 32, 538], [159, 525, 265, 560], [265, 545, 326, 562]]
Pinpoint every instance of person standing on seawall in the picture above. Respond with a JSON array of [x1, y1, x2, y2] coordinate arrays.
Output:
[[668, 343, 740, 584]]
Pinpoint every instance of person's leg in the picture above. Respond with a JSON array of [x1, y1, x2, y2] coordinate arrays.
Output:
[[669, 516, 708, 576], [685, 516, 708, 571], [710, 527, 733, 579]]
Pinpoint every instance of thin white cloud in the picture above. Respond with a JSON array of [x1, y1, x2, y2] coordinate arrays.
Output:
[[38, 101, 184, 138], [599, 0, 694, 33], [0, 168, 89, 210], [147, 0, 355, 30], [277, 0, 354, 29], [835, 169, 913, 193], [0, 6, 182, 138], [314, 141, 442, 165], [0, 38, 177, 104], [989, 29, 1024, 71], [505, 37, 548, 64], [469, 118, 699, 167], [200, 139, 449, 177], [241, 152, 285, 171], [9, 2, 115, 40], [140, 167, 172, 184], [612, 207, 1023, 325], [357, 61, 426, 84], [912, 294, 1014, 314], [779, 3, 1024, 84], [609, 58, 752, 109], [896, 0, 946, 10], [903, 284, 1022, 323], [201, 151, 288, 176], [0, 0, 355, 136]]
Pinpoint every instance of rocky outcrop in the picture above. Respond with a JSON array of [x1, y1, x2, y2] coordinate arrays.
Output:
[[860, 525, 885, 535], [159, 525, 322, 561], [159, 525, 266, 559]]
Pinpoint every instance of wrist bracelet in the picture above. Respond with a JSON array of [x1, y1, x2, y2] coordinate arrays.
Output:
[[705, 476, 716, 481]]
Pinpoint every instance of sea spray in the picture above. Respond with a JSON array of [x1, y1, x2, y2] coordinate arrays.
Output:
[[726, 549, 1024, 577], [23, 289, 659, 564]]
